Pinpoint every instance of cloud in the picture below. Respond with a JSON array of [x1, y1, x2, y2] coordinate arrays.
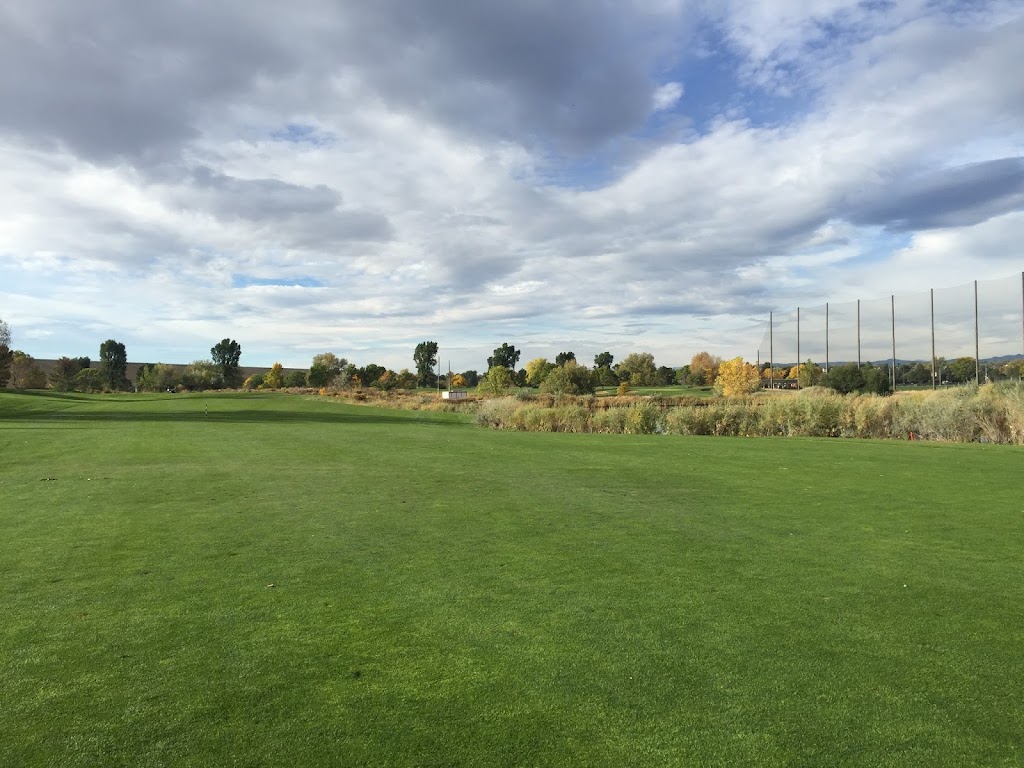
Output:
[[0, 1, 304, 162], [187, 167, 341, 220], [1, 1, 1023, 371], [847, 157, 1024, 231], [652, 82, 684, 111]]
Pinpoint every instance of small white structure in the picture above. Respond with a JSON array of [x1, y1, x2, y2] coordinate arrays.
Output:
[[442, 390, 468, 400]]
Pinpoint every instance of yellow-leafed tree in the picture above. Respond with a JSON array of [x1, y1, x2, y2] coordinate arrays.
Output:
[[262, 362, 284, 389], [714, 357, 762, 396]]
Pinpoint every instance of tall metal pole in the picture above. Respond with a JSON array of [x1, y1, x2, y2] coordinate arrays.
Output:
[[1020, 271, 1023, 357], [769, 312, 774, 390], [825, 302, 829, 373], [891, 295, 897, 392], [930, 287, 936, 390], [796, 307, 801, 390], [857, 299, 861, 368], [974, 280, 980, 384]]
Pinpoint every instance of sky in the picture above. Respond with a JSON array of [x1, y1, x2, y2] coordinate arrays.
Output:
[[1, 0, 1023, 372]]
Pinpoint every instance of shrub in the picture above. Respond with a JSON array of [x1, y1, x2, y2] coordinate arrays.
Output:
[[999, 382, 1024, 444], [553, 405, 590, 433], [664, 405, 713, 435], [625, 403, 659, 434], [591, 407, 627, 434], [475, 398, 519, 429], [466, 382, 1024, 444], [892, 388, 980, 442], [848, 394, 896, 439]]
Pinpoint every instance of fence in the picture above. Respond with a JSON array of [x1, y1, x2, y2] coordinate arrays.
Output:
[[758, 272, 1024, 388]]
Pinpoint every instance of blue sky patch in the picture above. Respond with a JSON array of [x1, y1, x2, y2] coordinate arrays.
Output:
[[231, 274, 326, 289], [269, 123, 335, 147]]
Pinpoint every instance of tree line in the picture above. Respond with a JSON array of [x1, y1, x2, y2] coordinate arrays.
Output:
[[2, 316, 1021, 395]]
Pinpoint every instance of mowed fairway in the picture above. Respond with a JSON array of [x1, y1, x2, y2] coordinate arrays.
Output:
[[2, 392, 1023, 767]]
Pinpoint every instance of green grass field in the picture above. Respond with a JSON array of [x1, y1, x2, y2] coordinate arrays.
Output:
[[2, 391, 1023, 767]]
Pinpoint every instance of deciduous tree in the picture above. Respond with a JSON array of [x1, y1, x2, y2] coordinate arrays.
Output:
[[181, 360, 223, 391], [0, 349, 16, 388], [211, 338, 243, 387], [50, 357, 83, 392], [413, 341, 439, 387], [309, 353, 347, 387], [656, 366, 677, 386], [0, 319, 13, 387], [243, 372, 264, 389], [307, 364, 332, 388], [359, 363, 387, 387], [796, 360, 824, 388], [262, 362, 285, 389], [594, 351, 614, 369], [487, 343, 520, 371], [149, 363, 180, 392], [9, 351, 47, 389], [99, 339, 128, 390], [689, 352, 721, 386], [714, 357, 761, 396], [539, 361, 595, 395], [948, 356, 977, 384], [862, 365, 892, 395], [74, 367, 105, 392], [525, 357, 555, 387], [478, 366, 514, 394], [618, 352, 657, 386], [555, 351, 576, 366], [396, 369, 418, 389]]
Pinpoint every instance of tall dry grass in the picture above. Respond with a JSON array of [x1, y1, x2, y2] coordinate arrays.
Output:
[[472, 384, 1024, 443]]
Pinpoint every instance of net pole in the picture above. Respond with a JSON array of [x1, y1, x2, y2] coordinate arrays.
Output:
[[930, 287, 936, 390], [857, 299, 861, 368], [891, 295, 896, 391], [769, 312, 774, 390], [825, 302, 829, 373], [796, 307, 801, 390], [975, 280, 980, 384]]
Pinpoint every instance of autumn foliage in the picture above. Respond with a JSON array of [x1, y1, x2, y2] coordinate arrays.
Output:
[[714, 357, 762, 396], [262, 362, 285, 389]]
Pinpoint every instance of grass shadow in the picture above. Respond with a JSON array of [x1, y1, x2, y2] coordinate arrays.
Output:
[[1, 407, 463, 427]]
